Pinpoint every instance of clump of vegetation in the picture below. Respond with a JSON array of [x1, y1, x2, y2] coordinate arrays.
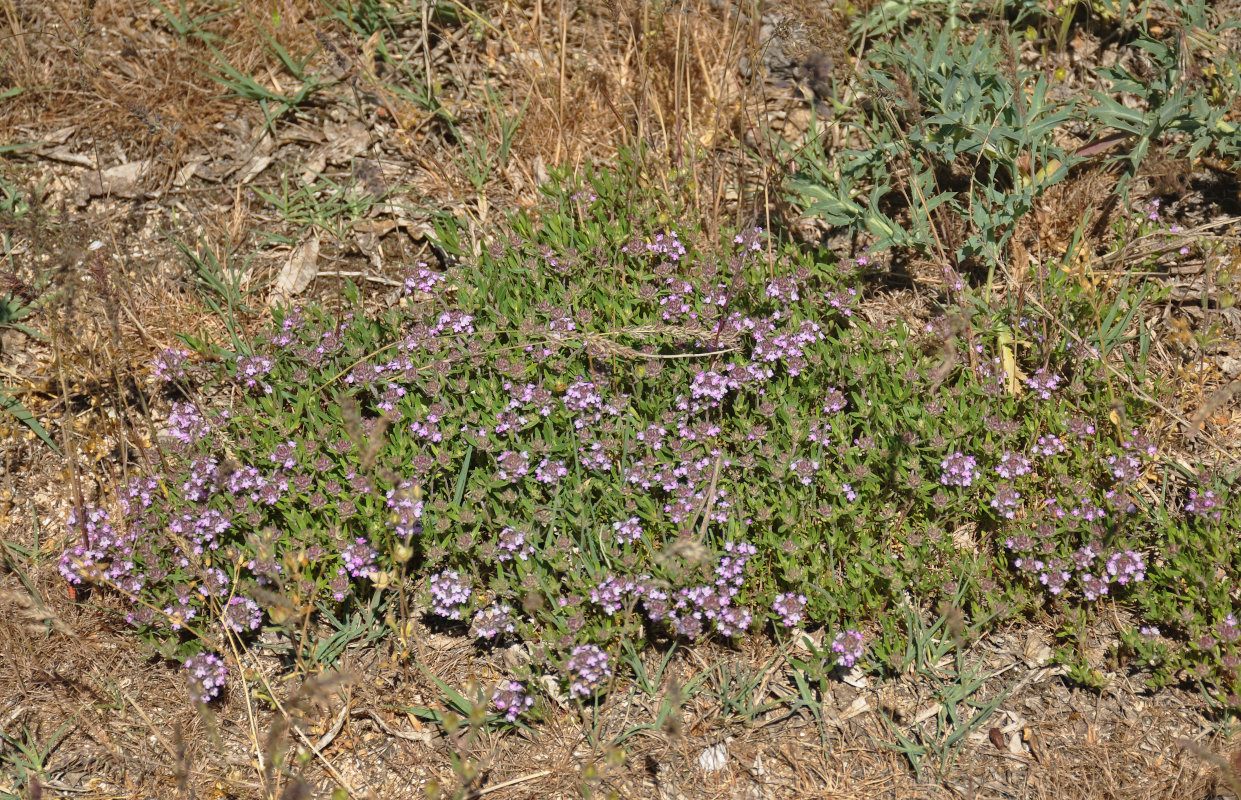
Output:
[[58, 161, 1241, 719]]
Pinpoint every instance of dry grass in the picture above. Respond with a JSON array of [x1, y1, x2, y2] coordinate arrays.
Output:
[[4, 0, 1241, 797]]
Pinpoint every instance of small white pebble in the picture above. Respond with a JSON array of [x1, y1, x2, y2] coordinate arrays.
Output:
[[697, 742, 728, 773]]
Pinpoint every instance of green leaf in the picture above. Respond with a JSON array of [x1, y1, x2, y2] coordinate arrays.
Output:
[[0, 388, 61, 455]]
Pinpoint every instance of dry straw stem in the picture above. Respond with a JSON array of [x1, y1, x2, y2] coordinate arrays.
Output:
[[1004, 266, 1241, 470]]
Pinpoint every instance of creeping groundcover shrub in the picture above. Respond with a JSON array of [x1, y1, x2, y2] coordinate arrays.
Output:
[[59, 171, 1241, 716]]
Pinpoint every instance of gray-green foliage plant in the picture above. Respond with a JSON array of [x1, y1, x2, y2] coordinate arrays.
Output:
[[791, 3, 1241, 271], [792, 26, 1077, 271]]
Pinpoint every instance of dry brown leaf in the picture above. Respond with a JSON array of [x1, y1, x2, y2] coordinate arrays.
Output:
[[268, 234, 320, 307]]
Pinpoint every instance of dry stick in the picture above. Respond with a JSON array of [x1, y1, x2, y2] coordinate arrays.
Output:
[[477, 770, 553, 796], [122, 692, 181, 763], [1097, 215, 1241, 267], [227, 636, 367, 799], [51, 335, 86, 546], [692, 450, 726, 544], [1016, 284, 1241, 470], [221, 607, 268, 780]]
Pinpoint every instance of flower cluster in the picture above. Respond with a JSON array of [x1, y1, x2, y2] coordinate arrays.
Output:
[[1024, 368, 1062, 400], [339, 537, 378, 579], [1186, 489, 1223, 521], [429, 570, 472, 620], [403, 263, 446, 295], [153, 348, 191, 382], [832, 629, 866, 668], [1005, 529, 1147, 602], [234, 354, 274, 393], [491, 680, 534, 722], [772, 592, 808, 628], [940, 452, 980, 487], [564, 644, 611, 699], [184, 653, 228, 703], [471, 603, 516, 640], [496, 527, 534, 561], [612, 517, 643, 543]]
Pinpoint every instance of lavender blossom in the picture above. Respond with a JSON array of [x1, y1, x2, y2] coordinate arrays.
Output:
[[564, 644, 612, 699], [491, 680, 534, 722], [184, 653, 227, 703], [220, 596, 262, 633], [831, 629, 866, 668], [772, 593, 809, 627], [995, 450, 1032, 479], [152, 348, 190, 382], [429, 570, 471, 620], [1186, 489, 1223, 521], [1024, 369, 1062, 400], [1105, 549, 1145, 586], [612, 517, 643, 544], [339, 537, 378, 579], [940, 452, 980, 487], [472, 603, 516, 640], [496, 527, 534, 562]]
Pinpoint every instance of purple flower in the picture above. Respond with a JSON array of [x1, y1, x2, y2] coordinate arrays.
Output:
[[562, 378, 604, 414], [564, 644, 611, 699], [385, 481, 424, 539], [591, 575, 633, 615], [715, 540, 756, 595], [433, 310, 475, 336], [989, 483, 1022, 519], [164, 590, 198, 631], [1217, 614, 1241, 644], [765, 277, 799, 303], [578, 440, 611, 471], [1186, 489, 1223, 521], [198, 567, 231, 599], [715, 605, 753, 637], [823, 387, 847, 413], [1024, 368, 1062, 400], [612, 517, 643, 544], [153, 348, 190, 382], [996, 450, 1032, 479], [428, 570, 471, 620], [1105, 550, 1145, 586], [180, 456, 219, 503], [269, 440, 298, 470], [940, 452, 980, 487], [1080, 573, 1109, 601], [184, 653, 227, 703], [339, 537, 378, 579], [788, 458, 820, 486], [403, 263, 446, 295], [234, 354, 274, 393], [1039, 568, 1071, 595], [772, 593, 808, 627], [1033, 434, 1065, 457], [58, 505, 142, 592], [535, 458, 567, 485], [471, 603, 516, 640], [166, 402, 213, 444], [497, 527, 533, 562], [496, 450, 530, 482], [1107, 453, 1142, 485], [491, 680, 533, 722], [831, 629, 865, 668], [220, 596, 262, 633]]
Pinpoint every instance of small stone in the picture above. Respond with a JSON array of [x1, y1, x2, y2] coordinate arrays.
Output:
[[697, 742, 728, 773]]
